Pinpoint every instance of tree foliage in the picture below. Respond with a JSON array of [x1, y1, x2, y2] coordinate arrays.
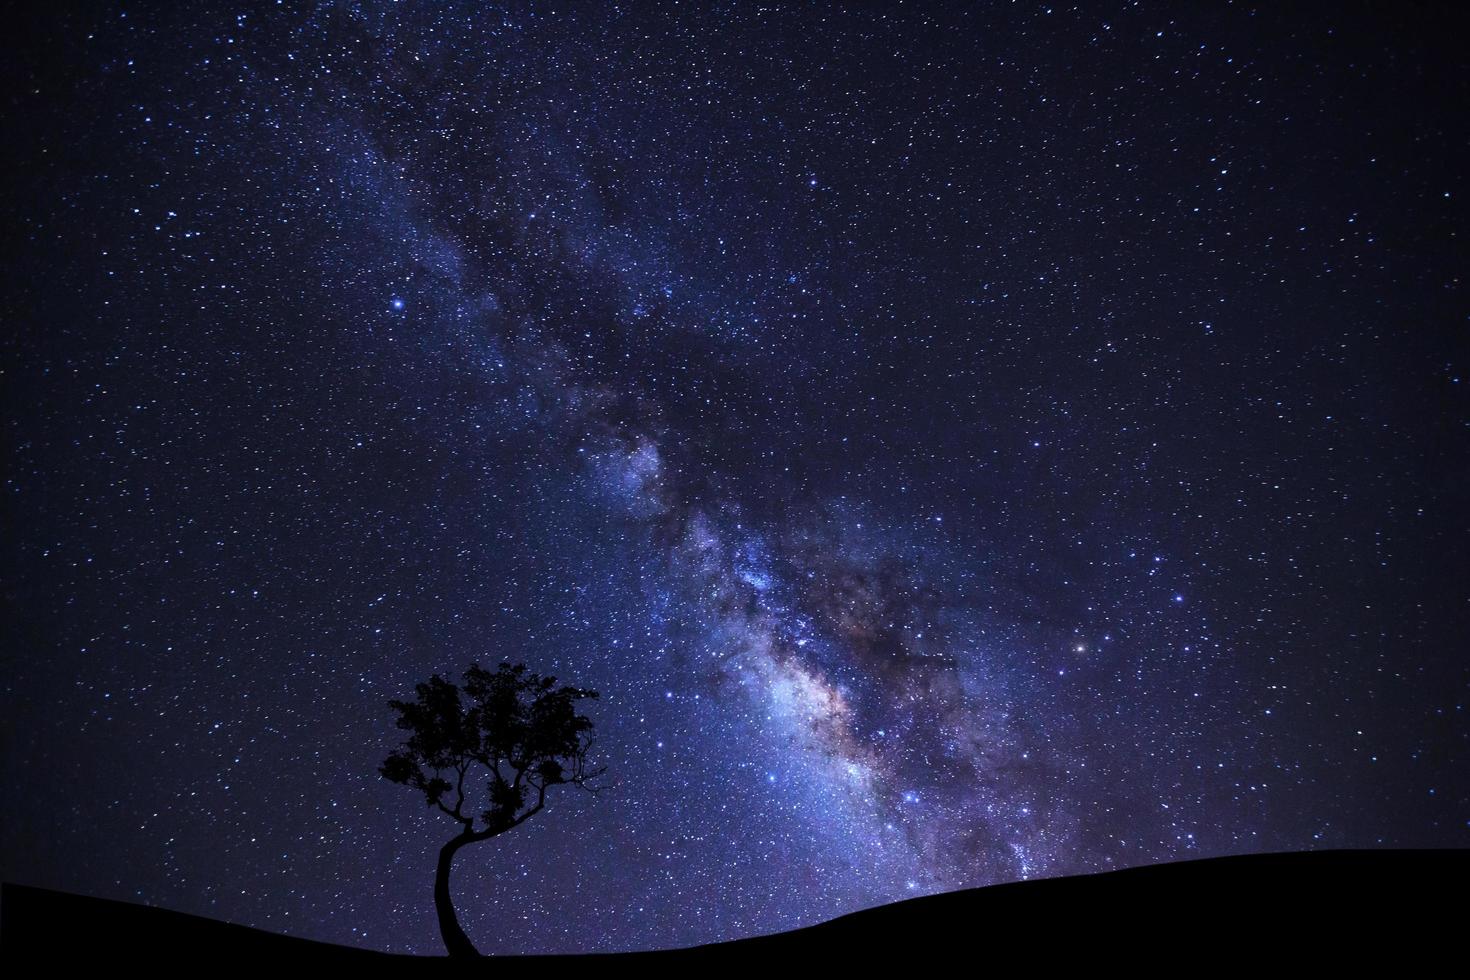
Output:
[[381, 662, 602, 837]]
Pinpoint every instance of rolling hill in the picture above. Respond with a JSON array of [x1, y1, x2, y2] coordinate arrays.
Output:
[[4, 849, 1462, 967]]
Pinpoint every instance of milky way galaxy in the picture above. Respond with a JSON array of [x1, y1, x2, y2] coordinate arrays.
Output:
[[3, 2, 1467, 955]]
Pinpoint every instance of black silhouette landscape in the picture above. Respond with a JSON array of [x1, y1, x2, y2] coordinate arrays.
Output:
[[3, 850, 1463, 965]]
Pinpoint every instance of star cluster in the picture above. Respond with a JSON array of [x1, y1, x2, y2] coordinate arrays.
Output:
[[3, 1, 1466, 955]]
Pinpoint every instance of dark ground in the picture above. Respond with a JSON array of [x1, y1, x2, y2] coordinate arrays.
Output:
[[3, 849, 1463, 967]]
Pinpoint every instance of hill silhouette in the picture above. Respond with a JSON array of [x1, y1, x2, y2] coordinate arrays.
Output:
[[4, 849, 1463, 966]]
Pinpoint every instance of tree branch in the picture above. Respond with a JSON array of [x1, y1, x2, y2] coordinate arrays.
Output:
[[452, 763, 468, 820], [466, 797, 544, 843]]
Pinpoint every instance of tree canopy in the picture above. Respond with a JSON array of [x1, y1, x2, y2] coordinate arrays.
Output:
[[381, 662, 602, 836]]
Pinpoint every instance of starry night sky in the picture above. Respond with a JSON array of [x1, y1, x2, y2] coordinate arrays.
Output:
[[3, 0, 1467, 956]]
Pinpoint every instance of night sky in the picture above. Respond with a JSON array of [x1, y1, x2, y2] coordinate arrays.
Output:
[[3, 1, 1467, 956]]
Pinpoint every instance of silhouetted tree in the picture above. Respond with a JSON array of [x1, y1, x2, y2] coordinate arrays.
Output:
[[381, 662, 602, 957]]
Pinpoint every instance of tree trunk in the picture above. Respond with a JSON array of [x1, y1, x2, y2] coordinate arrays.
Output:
[[434, 833, 479, 957]]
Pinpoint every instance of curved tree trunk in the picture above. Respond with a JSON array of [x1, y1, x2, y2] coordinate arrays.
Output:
[[434, 833, 479, 957]]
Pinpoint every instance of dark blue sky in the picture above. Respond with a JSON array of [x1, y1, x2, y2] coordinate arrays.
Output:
[[3, 1, 1466, 955]]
